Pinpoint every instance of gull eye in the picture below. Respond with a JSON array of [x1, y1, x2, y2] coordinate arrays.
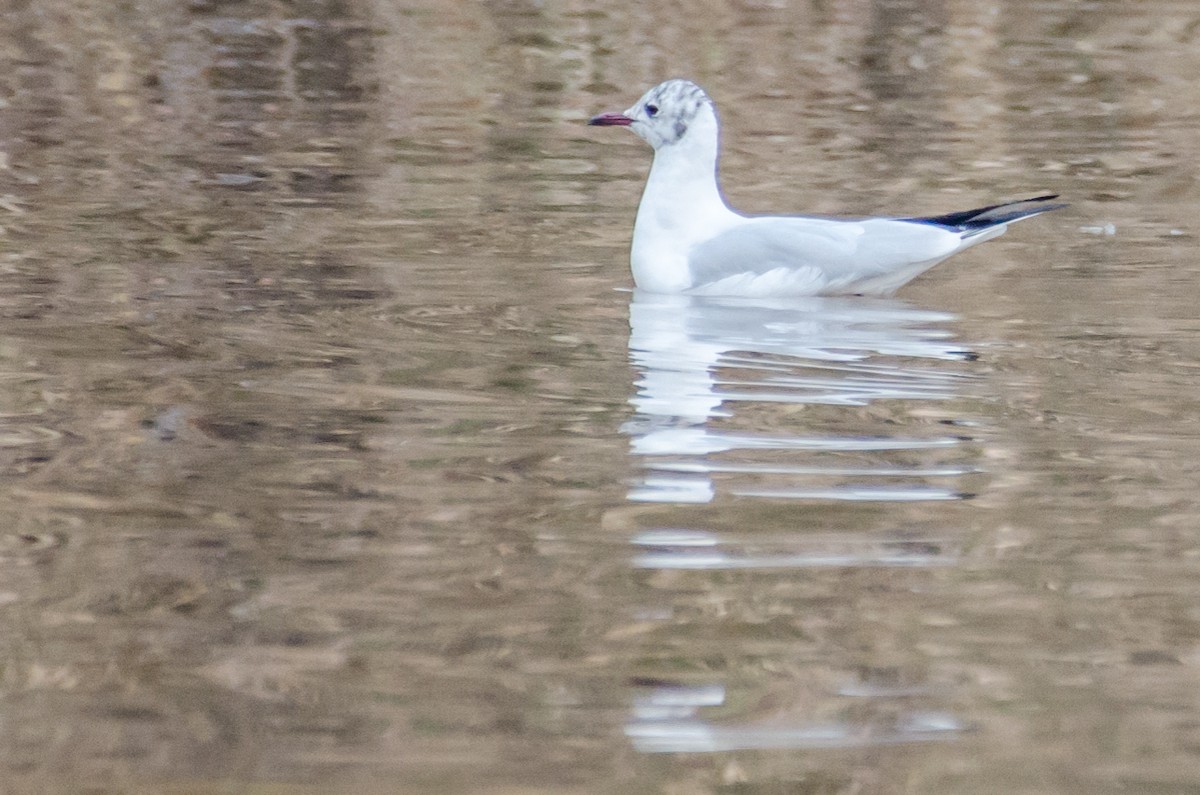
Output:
[[645, 103, 659, 117]]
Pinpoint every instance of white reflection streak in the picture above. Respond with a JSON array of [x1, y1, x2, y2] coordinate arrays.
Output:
[[630, 529, 958, 570], [646, 461, 976, 476], [626, 684, 964, 753], [632, 550, 952, 569]]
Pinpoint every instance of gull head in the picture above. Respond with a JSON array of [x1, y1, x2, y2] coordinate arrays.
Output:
[[589, 79, 716, 150]]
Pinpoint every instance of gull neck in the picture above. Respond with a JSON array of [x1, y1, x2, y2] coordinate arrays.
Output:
[[640, 105, 729, 218]]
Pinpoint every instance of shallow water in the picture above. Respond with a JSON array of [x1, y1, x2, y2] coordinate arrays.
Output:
[[3, 0, 1200, 792]]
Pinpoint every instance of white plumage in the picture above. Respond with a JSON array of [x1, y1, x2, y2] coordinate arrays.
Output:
[[589, 79, 1064, 297]]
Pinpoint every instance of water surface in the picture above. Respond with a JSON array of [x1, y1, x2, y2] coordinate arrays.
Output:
[[2, 0, 1200, 792]]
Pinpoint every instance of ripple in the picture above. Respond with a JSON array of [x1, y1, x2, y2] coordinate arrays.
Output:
[[0, 424, 62, 447]]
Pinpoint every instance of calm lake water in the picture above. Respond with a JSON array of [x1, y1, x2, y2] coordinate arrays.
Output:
[[3, 0, 1200, 792]]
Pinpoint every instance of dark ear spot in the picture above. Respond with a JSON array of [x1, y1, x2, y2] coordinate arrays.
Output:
[[673, 119, 688, 138]]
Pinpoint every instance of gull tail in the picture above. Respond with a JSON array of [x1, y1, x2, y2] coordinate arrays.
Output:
[[909, 194, 1067, 237]]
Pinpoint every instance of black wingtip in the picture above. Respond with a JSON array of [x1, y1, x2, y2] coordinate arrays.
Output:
[[910, 194, 1066, 232]]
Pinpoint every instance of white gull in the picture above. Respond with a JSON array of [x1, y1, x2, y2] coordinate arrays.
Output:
[[589, 79, 1064, 297]]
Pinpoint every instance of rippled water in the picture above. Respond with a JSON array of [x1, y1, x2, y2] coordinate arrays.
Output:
[[3, 0, 1200, 792]]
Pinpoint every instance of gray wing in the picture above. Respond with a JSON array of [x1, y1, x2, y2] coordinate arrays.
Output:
[[687, 217, 962, 288]]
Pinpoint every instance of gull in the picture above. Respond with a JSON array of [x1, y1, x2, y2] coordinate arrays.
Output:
[[589, 79, 1064, 297]]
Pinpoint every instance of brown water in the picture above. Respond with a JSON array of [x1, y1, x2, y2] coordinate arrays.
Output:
[[2, 0, 1200, 792]]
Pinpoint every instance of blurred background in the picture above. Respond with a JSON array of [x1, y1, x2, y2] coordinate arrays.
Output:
[[1, 0, 1199, 792]]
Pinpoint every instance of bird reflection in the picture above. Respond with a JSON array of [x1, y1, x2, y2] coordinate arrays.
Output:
[[620, 289, 979, 753], [623, 289, 976, 504]]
